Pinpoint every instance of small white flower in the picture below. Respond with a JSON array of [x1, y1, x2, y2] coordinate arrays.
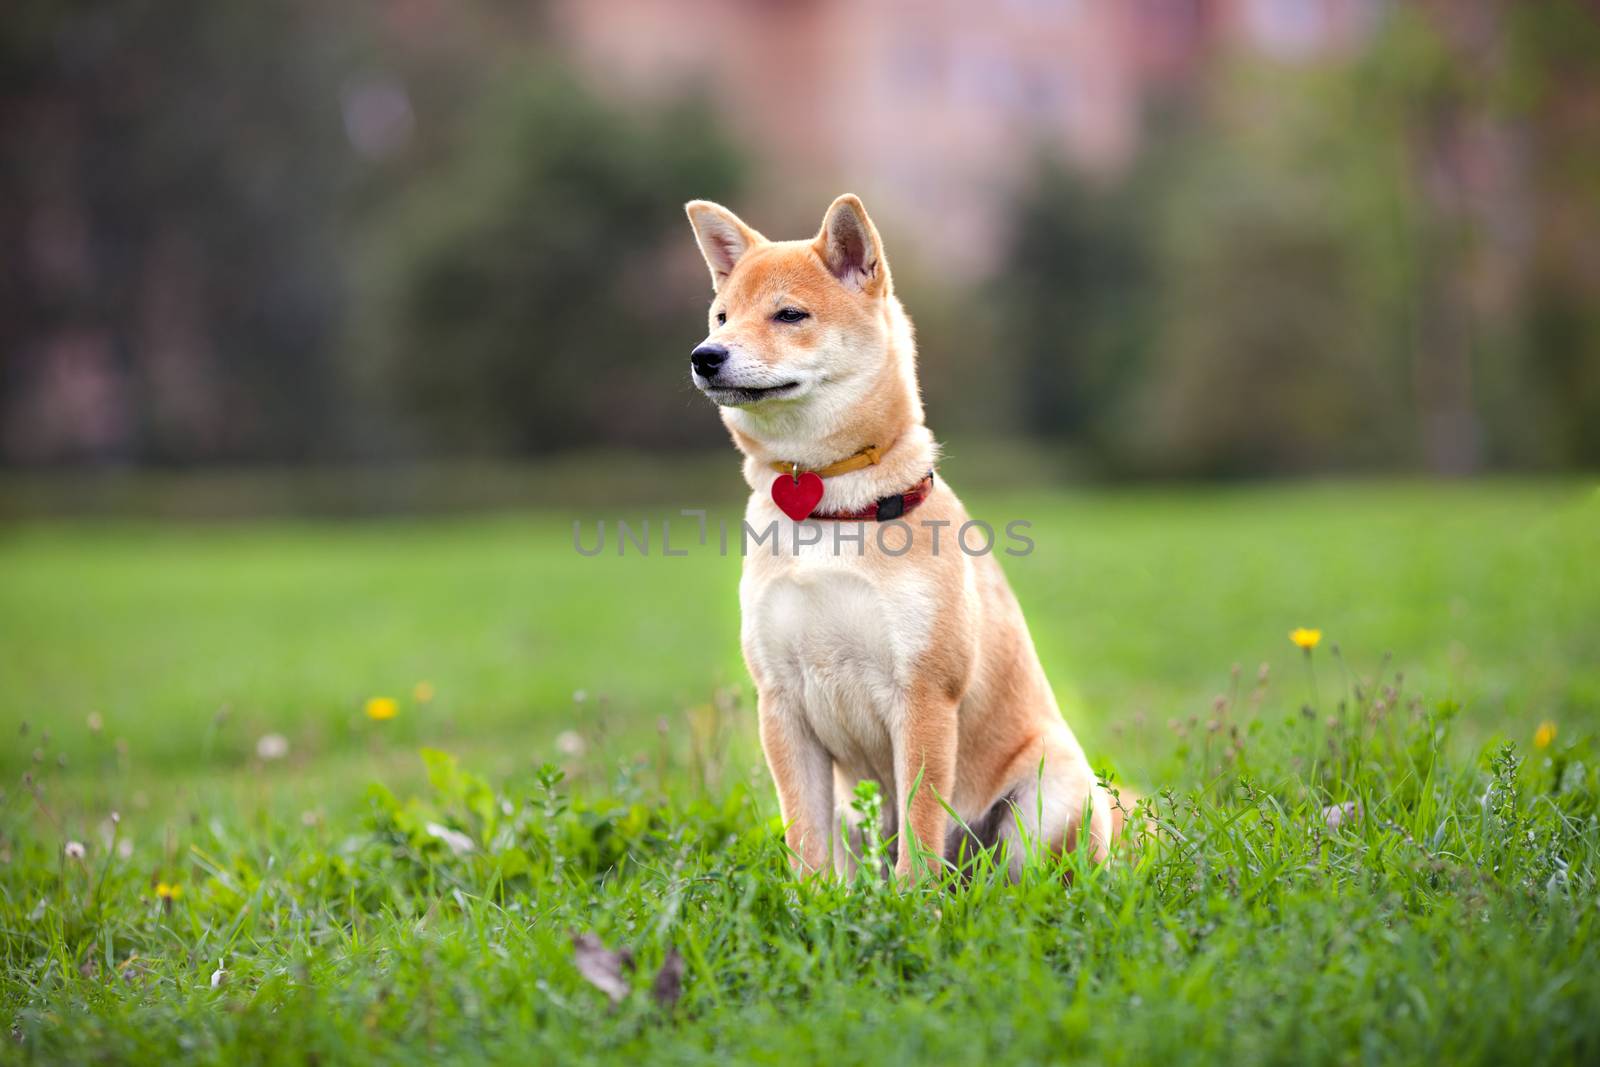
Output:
[[556, 730, 587, 758], [64, 841, 86, 860], [255, 734, 290, 761], [117, 839, 134, 860], [424, 822, 475, 856], [1322, 801, 1361, 829], [572, 689, 588, 704], [211, 961, 228, 989], [86, 712, 104, 733]]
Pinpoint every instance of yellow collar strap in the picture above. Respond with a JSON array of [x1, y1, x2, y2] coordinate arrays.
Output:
[[769, 442, 884, 480]]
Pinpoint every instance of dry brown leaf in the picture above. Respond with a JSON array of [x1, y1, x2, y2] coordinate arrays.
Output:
[[651, 946, 685, 1011], [571, 932, 633, 1004]]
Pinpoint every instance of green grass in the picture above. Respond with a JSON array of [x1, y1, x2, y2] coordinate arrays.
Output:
[[2, 479, 1598, 1064]]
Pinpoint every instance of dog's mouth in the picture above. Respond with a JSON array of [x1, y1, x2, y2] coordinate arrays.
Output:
[[700, 381, 802, 406]]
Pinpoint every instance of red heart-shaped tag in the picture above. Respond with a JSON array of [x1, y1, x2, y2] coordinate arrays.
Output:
[[771, 471, 824, 521]]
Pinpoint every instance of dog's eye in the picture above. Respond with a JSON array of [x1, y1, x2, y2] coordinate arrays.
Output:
[[774, 308, 809, 323], [715, 311, 726, 325]]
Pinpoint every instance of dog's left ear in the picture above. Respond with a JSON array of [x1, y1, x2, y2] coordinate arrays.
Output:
[[814, 194, 889, 296]]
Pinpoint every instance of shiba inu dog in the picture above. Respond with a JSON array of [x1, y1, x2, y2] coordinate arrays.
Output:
[[685, 194, 1125, 878]]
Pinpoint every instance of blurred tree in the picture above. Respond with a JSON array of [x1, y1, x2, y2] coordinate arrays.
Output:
[[4, 0, 1595, 477], [1133, 51, 1421, 476], [994, 0, 1600, 477], [352, 74, 745, 456], [0, 0, 353, 464], [992, 156, 1161, 464], [1349, 0, 1600, 471], [1491, 0, 1600, 467], [0, 1, 746, 467]]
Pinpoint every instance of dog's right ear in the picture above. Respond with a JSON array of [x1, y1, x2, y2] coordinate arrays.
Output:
[[685, 201, 765, 291]]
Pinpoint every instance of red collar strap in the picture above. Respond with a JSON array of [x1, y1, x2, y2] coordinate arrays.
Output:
[[813, 471, 935, 521]]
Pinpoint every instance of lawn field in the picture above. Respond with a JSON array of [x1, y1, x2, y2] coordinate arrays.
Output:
[[2, 479, 1598, 1064]]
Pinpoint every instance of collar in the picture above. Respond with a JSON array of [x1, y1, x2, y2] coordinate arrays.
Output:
[[768, 442, 885, 480], [814, 471, 936, 522], [766, 439, 934, 521]]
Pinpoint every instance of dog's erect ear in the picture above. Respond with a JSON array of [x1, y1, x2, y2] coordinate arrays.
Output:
[[685, 201, 765, 290], [814, 194, 889, 296]]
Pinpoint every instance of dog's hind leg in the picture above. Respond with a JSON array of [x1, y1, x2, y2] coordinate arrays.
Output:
[[987, 728, 1111, 879]]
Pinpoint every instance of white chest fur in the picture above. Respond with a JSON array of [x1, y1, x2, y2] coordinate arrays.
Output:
[[739, 514, 935, 785]]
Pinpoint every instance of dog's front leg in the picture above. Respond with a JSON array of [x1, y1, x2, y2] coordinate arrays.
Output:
[[893, 690, 959, 880], [758, 692, 834, 875]]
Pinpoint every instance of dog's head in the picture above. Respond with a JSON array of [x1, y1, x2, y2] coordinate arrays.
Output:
[[683, 195, 896, 418]]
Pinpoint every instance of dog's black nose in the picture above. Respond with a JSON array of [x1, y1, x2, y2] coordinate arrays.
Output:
[[690, 343, 729, 379]]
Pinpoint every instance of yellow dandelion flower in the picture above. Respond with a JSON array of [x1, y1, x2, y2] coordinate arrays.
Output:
[[156, 882, 183, 901], [413, 681, 435, 704], [365, 696, 399, 721], [1534, 720, 1557, 750], [1289, 628, 1322, 651]]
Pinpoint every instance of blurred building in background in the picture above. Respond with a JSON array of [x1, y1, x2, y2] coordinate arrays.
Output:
[[553, 0, 1382, 272], [1, 0, 1596, 481]]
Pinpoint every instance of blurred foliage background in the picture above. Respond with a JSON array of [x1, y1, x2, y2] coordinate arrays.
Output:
[[2, 0, 1598, 496]]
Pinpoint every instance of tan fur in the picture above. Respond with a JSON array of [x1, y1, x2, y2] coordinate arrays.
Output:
[[685, 195, 1129, 880]]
